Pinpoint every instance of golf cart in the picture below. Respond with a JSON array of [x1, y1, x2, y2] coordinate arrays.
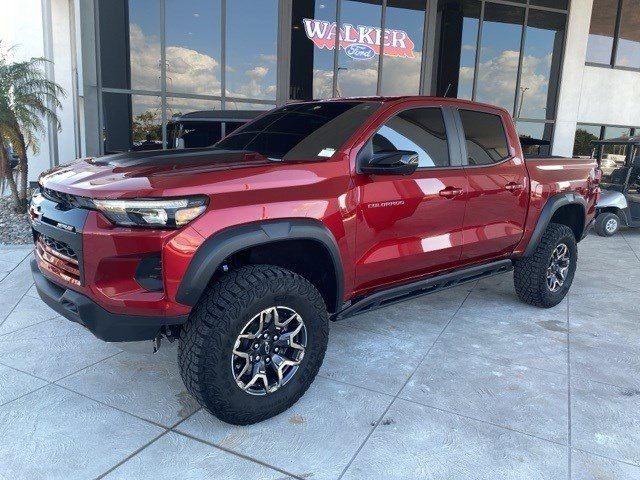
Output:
[[592, 136, 640, 236]]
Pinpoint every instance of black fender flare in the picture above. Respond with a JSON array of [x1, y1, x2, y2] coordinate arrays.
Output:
[[176, 219, 345, 309], [523, 191, 587, 257]]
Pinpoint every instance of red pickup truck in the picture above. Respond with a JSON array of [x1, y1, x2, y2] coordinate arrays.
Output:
[[30, 97, 599, 425]]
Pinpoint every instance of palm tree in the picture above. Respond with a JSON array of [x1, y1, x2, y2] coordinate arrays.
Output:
[[0, 46, 64, 212]]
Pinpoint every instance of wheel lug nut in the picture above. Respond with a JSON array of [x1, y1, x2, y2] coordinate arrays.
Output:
[[253, 343, 259, 349], [255, 355, 261, 361], [265, 357, 270, 363], [274, 347, 279, 353], [273, 335, 278, 340]]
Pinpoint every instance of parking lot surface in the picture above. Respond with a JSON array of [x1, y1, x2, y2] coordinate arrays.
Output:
[[0, 232, 639, 479]]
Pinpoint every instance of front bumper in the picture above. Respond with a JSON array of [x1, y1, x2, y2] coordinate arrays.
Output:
[[32, 259, 188, 342]]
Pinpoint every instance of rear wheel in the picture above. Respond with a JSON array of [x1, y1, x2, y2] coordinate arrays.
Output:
[[594, 212, 620, 237], [178, 264, 329, 425], [514, 223, 577, 308]]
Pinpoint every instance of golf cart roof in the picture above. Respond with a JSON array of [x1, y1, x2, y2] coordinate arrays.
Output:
[[592, 136, 640, 146]]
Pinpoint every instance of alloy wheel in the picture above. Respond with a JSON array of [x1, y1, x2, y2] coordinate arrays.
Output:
[[605, 218, 618, 234], [231, 306, 307, 396], [546, 243, 571, 292]]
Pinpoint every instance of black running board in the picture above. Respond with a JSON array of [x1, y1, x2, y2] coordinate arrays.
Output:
[[334, 259, 513, 320]]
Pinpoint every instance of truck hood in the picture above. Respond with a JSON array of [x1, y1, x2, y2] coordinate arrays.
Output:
[[40, 148, 275, 199]]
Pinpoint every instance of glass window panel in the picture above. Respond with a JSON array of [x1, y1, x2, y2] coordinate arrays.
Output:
[[336, 0, 383, 97], [615, 0, 640, 68], [459, 109, 509, 165], [226, 0, 278, 101], [475, 3, 525, 113], [98, 0, 161, 91], [290, 0, 338, 100], [165, 0, 221, 96], [603, 125, 633, 157], [456, 0, 481, 100], [166, 97, 222, 149], [380, 0, 427, 95], [586, 0, 618, 65], [530, 0, 569, 9], [373, 108, 450, 167], [516, 121, 553, 156], [573, 124, 602, 157], [102, 93, 162, 153], [518, 10, 566, 120]]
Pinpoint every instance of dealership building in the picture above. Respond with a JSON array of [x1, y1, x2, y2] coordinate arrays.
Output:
[[2, 0, 640, 180]]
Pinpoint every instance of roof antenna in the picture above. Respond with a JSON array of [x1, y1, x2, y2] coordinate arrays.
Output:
[[443, 83, 452, 98]]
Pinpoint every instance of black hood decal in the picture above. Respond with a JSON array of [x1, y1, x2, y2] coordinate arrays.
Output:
[[89, 148, 267, 169]]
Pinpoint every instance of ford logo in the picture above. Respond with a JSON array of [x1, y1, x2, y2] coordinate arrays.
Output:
[[345, 44, 376, 61]]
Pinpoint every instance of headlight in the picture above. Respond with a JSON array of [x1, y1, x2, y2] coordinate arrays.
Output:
[[92, 196, 208, 228]]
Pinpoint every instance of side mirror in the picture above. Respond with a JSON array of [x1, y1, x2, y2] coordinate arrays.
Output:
[[360, 150, 419, 176]]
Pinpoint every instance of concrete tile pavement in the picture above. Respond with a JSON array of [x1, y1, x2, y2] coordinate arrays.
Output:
[[0, 232, 638, 479]]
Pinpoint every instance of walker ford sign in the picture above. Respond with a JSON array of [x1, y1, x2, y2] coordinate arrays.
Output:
[[303, 18, 416, 61]]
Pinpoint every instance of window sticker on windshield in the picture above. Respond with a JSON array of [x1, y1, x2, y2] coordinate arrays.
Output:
[[318, 148, 336, 157]]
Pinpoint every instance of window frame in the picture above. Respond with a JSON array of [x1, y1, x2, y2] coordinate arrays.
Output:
[[585, 0, 640, 72], [455, 107, 513, 168], [357, 105, 463, 173]]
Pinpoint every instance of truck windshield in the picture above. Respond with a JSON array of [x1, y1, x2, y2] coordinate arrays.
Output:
[[215, 101, 381, 161]]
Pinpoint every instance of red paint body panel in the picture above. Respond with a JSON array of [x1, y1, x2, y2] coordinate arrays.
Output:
[[36, 96, 599, 320]]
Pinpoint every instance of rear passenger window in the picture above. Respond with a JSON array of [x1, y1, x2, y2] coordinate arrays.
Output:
[[372, 108, 450, 168], [459, 110, 510, 165]]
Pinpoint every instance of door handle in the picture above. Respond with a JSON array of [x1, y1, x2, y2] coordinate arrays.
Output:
[[505, 182, 524, 191], [439, 186, 464, 198]]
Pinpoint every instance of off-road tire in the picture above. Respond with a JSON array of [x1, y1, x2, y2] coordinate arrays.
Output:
[[594, 212, 620, 237], [514, 223, 577, 308], [178, 264, 329, 425]]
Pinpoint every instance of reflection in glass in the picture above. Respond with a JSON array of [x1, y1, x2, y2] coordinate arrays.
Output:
[[337, 0, 383, 97], [98, 0, 161, 91], [374, 108, 450, 167], [128, 0, 161, 91], [516, 121, 553, 156], [615, 0, 640, 69], [573, 124, 601, 157], [165, 0, 221, 96], [603, 126, 633, 157], [102, 93, 162, 153], [456, 1, 480, 100], [226, 0, 278, 100], [380, 0, 426, 95], [519, 10, 565, 120], [459, 110, 509, 165], [290, 0, 337, 100], [475, 3, 524, 113], [586, 0, 618, 65]]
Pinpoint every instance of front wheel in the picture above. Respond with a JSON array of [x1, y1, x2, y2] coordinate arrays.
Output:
[[594, 212, 620, 237], [514, 223, 578, 308], [178, 265, 329, 425]]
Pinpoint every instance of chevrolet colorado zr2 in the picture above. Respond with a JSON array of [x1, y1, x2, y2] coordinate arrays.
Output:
[[30, 97, 600, 425]]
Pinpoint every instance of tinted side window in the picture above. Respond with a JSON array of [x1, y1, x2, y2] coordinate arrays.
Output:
[[459, 110, 510, 165], [372, 108, 450, 168]]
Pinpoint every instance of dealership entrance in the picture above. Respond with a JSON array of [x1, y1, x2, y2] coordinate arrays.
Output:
[[95, 0, 568, 154]]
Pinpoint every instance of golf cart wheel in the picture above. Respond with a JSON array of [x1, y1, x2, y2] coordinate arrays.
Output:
[[514, 223, 578, 308], [178, 264, 329, 425], [594, 212, 620, 237]]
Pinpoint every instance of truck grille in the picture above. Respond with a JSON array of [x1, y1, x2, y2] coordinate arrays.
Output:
[[35, 234, 81, 286]]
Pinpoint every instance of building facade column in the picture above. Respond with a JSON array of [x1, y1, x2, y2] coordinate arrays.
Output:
[[552, 0, 594, 157]]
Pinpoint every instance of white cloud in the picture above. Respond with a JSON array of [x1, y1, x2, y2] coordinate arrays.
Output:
[[246, 66, 269, 80], [129, 23, 274, 101]]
